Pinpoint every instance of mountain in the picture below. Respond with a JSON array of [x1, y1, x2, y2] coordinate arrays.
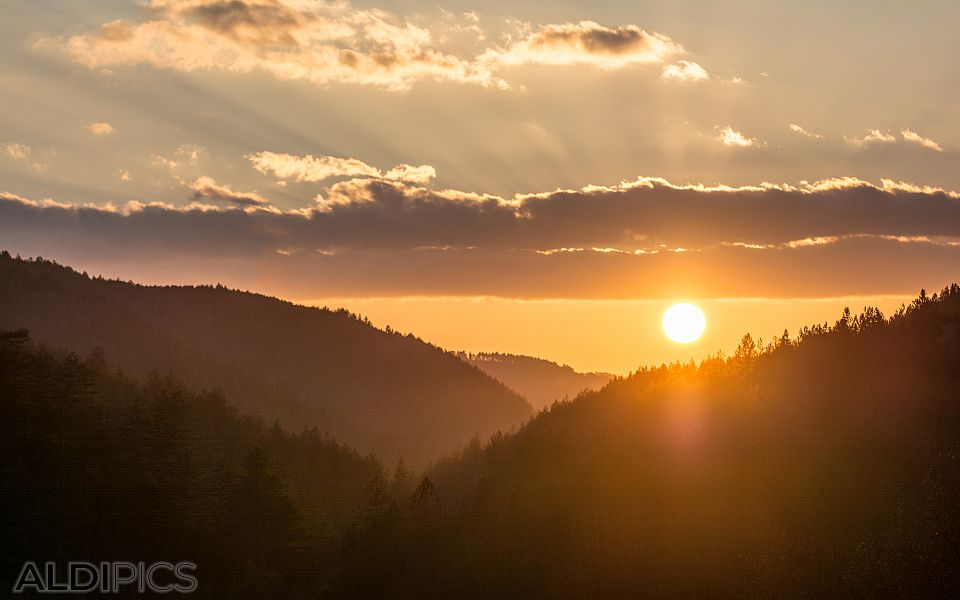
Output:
[[0, 329, 385, 597], [0, 252, 531, 466], [5, 277, 960, 597], [457, 351, 613, 411], [415, 287, 960, 597]]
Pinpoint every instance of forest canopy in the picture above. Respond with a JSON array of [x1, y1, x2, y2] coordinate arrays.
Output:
[[2, 254, 959, 597]]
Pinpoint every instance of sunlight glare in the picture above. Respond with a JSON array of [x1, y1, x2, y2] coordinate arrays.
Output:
[[662, 303, 706, 343]]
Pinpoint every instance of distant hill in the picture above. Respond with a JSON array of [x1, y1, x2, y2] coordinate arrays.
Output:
[[0, 252, 531, 466], [457, 351, 613, 410]]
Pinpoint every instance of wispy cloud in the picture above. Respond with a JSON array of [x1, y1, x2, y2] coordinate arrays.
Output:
[[2, 142, 47, 171], [151, 144, 207, 172], [2, 142, 32, 160], [383, 164, 437, 185], [717, 126, 763, 148], [247, 151, 435, 184], [788, 123, 823, 140], [190, 176, 271, 207], [661, 60, 708, 82], [248, 151, 381, 182], [844, 129, 897, 146], [844, 128, 945, 152], [485, 21, 682, 69], [87, 121, 116, 136], [901, 129, 943, 152]]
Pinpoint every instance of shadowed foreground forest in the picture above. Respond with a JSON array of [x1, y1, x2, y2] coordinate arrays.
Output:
[[3, 284, 960, 597]]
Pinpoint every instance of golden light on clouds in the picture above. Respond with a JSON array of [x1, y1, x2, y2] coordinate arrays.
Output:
[[661, 60, 709, 82], [717, 125, 762, 148], [86, 121, 116, 136]]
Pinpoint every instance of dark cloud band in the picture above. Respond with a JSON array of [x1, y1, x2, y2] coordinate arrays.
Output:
[[2, 176, 959, 298]]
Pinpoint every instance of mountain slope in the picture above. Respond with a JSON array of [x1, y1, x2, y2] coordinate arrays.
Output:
[[0, 253, 531, 465], [416, 288, 960, 597], [0, 329, 387, 597], [457, 351, 613, 411], [5, 267, 960, 597]]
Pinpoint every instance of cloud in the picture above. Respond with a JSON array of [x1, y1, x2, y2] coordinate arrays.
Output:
[[717, 126, 762, 148], [151, 144, 207, 172], [844, 128, 945, 152], [151, 155, 180, 171], [2, 142, 32, 160], [2, 142, 47, 171], [37, 0, 499, 91], [901, 129, 943, 152], [190, 176, 271, 206], [176, 144, 206, 162], [248, 151, 381, 182], [383, 164, 436, 185], [844, 129, 897, 146], [5, 174, 960, 252], [4, 176, 960, 299], [248, 151, 435, 184], [485, 21, 682, 69], [150, 0, 311, 46], [788, 124, 823, 140], [36, 2, 699, 90], [87, 122, 116, 136], [661, 60, 708, 82]]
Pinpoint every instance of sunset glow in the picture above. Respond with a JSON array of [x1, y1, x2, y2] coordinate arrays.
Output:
[[662, 303, 706, 344], [1, 0, 958, 371], [3, 2, 960, 597]]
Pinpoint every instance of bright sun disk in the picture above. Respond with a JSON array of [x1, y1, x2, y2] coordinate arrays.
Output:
[[662, 303, 706, 343]]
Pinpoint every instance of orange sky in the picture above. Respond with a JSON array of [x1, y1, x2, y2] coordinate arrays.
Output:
[[304, 295, 915, 374]]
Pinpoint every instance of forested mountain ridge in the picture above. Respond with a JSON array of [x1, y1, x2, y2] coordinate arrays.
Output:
[[457, 351, 613, 411], [419, 287, 960, 597], [0, 252, 531, 466], [3, 283, 960, 597], [0, 329, 387, 597], [6, 249, 960, 597]]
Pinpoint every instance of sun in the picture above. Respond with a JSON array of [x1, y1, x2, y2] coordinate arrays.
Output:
[[662, 303, 706, 343]]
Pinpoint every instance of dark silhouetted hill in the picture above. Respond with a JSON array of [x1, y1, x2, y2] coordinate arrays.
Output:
[[6, 252, 960, 597], [0, 329, 384, 597], [457, 351, 612, 411], [418, 287, 960, 597], [0, 252, 531, 466]]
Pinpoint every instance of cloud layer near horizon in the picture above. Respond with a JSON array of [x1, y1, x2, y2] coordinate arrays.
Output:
[[3, 175, 960, 299]]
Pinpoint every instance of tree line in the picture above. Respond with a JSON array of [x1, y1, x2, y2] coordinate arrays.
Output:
[[3, 283, 960, 597]]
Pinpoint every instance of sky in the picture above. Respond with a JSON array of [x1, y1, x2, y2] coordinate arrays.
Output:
[[1, 0, 959, 373]]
